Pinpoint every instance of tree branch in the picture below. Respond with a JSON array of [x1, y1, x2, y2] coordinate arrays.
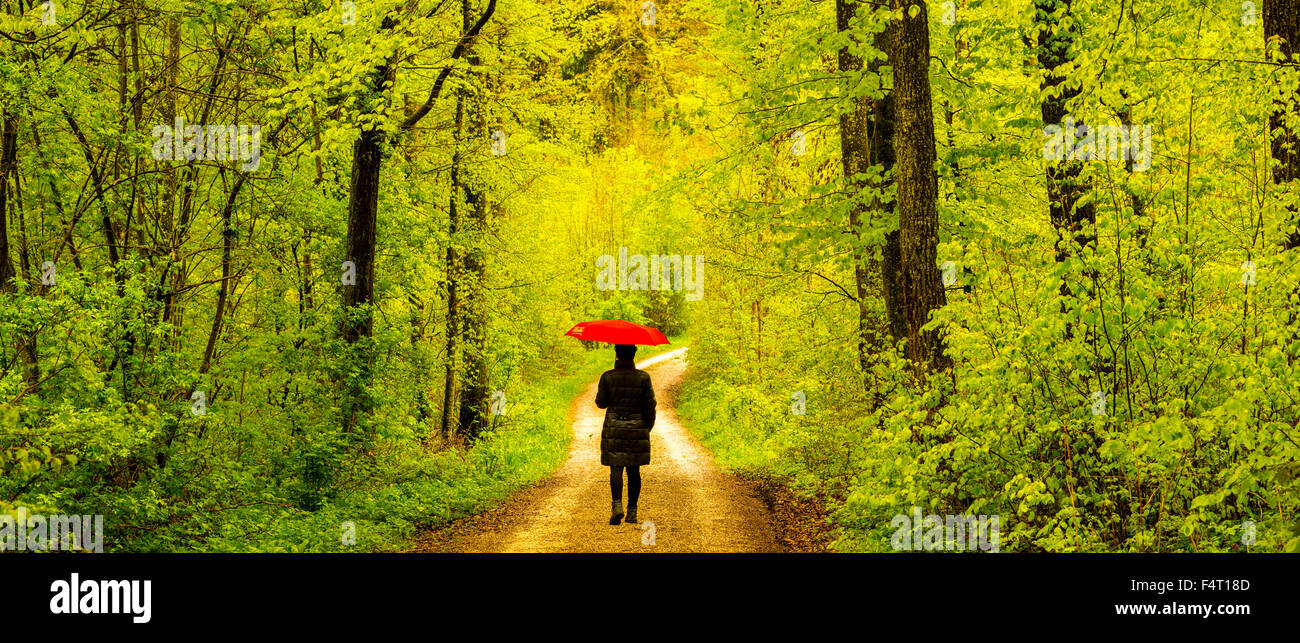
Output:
[[399, 0, 498, 132]]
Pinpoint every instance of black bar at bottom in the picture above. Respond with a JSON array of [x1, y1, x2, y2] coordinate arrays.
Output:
[[1, 553, 1291, 632]]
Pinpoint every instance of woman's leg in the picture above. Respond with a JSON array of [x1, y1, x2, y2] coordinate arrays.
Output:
[[626, 465, 641, 507], [609, 465, 624, 501], [609, 466, 626, 524]]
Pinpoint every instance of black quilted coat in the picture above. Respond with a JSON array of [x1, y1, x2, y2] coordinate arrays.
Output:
[[595, 359, 656, 467]]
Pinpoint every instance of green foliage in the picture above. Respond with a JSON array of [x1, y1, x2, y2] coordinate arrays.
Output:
[[673, 0, 1300, 553], [0, 0, 691, 552], [2, 0, 1297, 556]]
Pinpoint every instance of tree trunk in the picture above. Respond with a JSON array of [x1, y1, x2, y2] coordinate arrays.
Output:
[[456, 9, 493, 441], [1036, 0, 1096, 293], [162, 16, 183, 346], [440, 92, 465, 440], [199, 171, 247, 375], [341, 123, 387, 345], [338, 3, 495, 440], [871, 22, 905, 347], [338, 13, 398, 438], [890, 0, 950, 372], [1266, 0, 1300, 250], [836, 0, 901, 377], [0, 112, 40, 385], [340, 100, 389, 437]]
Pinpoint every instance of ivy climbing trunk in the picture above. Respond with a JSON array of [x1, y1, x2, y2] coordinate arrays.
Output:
[[836, 0, 901, 380], [1035, 0, 1096, 295]]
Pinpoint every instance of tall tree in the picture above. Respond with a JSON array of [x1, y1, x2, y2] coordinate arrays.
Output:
[[441, 87, 466, 440], [341, 1, 498, 436], [0, 112, 39, 386], [890, 0, 949, 372], [1035, 0, 1096, 293], [1266, 0, 1300, 250], [442, 0, 496, 441], [836, 0, 903, 379], [456, 33, 496, 442]]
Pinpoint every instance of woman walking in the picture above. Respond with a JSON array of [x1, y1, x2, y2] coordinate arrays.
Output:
[[595, 343, 656, 525]]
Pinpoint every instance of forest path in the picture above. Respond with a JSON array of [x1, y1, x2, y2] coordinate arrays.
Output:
[[412, 347, 783, 552]]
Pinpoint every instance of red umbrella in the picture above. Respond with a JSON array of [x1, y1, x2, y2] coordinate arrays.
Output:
[[565, 319, 670, 346]]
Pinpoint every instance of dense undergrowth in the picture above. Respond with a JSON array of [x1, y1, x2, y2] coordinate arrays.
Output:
[[2, 339, 678, 553]]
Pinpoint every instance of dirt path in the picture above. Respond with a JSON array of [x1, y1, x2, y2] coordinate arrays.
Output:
[[414, 347, 783, 553]]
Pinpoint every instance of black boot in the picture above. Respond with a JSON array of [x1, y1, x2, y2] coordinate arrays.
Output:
[[610, 501, 624, 525], [625, 504, 638, 523]]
